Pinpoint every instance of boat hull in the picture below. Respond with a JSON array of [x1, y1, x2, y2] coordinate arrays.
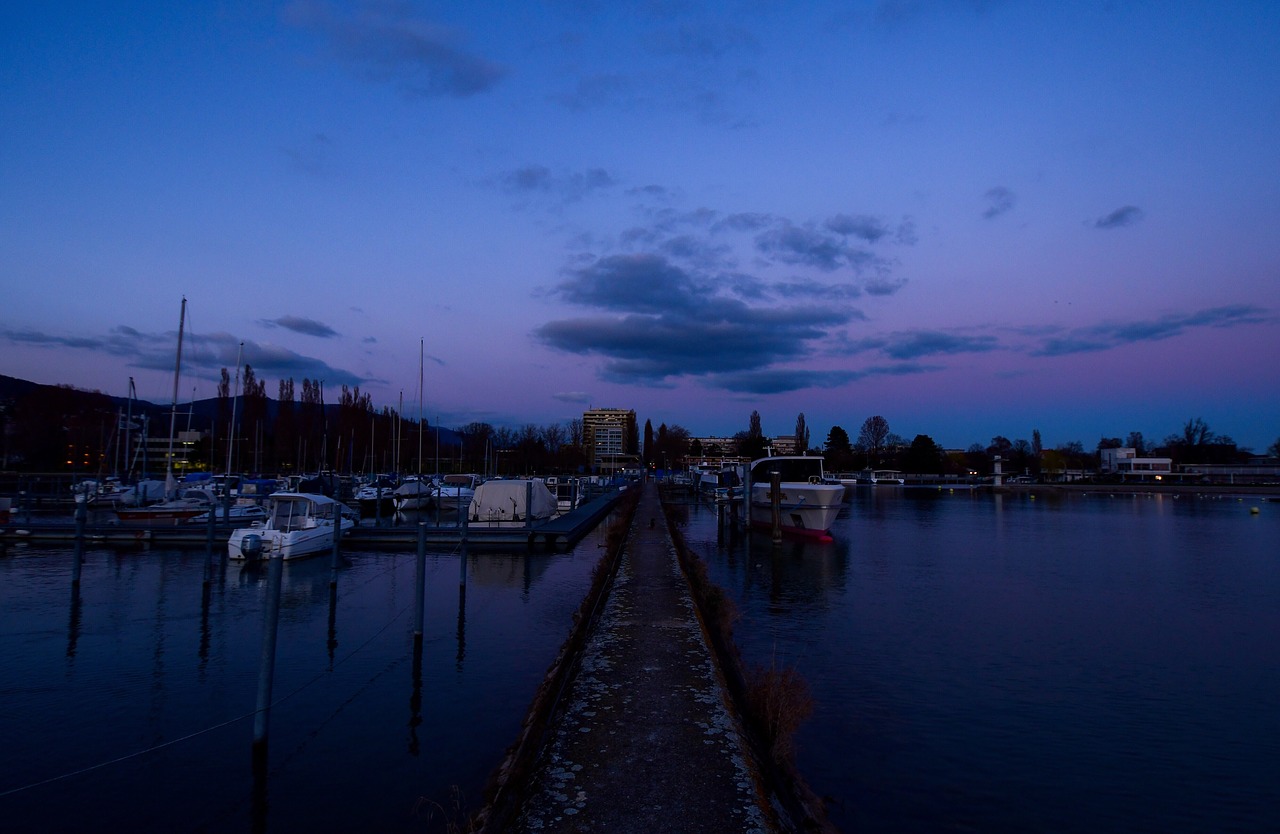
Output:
[[748, 482, 843, 538]]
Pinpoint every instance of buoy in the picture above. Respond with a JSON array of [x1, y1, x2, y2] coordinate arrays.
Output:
[[1250, 506, 1260, 515]]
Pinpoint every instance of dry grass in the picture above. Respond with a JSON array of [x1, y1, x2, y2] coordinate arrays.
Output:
[[745, 659, 814, 768]]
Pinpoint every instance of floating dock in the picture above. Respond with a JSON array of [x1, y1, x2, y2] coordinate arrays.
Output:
[[0, 489, 627, 552]]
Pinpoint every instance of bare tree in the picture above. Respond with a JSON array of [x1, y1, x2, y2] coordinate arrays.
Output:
[[858, 415, 890, 464]]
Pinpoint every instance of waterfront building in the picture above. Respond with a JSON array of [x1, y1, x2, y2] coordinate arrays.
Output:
[[582, 408, 639, 474], [1099, 447, 1173, 480]]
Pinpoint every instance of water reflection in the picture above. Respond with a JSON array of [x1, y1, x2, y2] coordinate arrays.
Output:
[[679, 490, 1280, 833]]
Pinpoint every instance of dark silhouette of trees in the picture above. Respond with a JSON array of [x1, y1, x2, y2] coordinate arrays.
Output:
[[734, 410, 769, 460], [858, 416, 891, 465], [902, 434, 944, 474], [794, 412, 810, 455], [824, 425, 854, 471], [643, 419, 654, 467]]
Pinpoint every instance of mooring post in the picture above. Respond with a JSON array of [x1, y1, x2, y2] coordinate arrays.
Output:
[[770, 470, 782, 543], [375, 485, 383, 528], [414, 522, 427, 641], [459, 536, 468, 589], [204, 502, 217, 586], [72, 493, 86, 587], [329, 507, 342, 589], [223, 491, 231, 526], [525, 480, 534, 529], [252, 553, 284, 761]]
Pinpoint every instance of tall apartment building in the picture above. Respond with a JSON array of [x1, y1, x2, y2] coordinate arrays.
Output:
[[582, 408, 638, 473]]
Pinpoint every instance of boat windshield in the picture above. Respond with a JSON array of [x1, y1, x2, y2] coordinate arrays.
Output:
[[271, 498, 310, 531], [750, 458, 825, 484]]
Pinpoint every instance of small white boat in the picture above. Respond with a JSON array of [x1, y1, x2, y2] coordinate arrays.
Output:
[[392, 476, 435, 511], [115, 486, 219, 526], [855, 469, 905, 485], [748, 456, 845, 539], [227, 493, 357, 561], [435, 474, 480, 509]]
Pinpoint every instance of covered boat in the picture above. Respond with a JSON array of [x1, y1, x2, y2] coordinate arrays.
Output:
[[467, 479, 557, 525]]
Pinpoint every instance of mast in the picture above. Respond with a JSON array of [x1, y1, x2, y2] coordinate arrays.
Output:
[[225, 341, 243, 475], [417, 338, 424, 475], [165, 297, 187, 493]]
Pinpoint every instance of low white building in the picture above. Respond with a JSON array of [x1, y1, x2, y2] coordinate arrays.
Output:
[[1099, 447, 1172, 480]]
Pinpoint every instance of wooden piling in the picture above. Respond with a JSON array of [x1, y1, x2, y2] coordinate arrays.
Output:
[[770, 471, 782, 543], [414, 522, 427, 639], [252, 554, 284, 760]]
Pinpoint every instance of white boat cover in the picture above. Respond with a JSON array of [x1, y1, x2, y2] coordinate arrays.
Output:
[[468, 480, 557, 522]]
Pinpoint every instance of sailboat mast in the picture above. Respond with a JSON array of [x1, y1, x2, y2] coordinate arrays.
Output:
[[165, 297, 187, 486], [417, 338, 424, 475], [226, 341, 243, 475]]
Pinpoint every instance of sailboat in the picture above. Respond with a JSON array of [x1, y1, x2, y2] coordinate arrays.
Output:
[[114, 299, 191, 523]]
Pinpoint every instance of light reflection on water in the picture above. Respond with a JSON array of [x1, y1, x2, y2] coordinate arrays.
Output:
[[0, 524, 614, 833], [674, 490, 1280, 833]]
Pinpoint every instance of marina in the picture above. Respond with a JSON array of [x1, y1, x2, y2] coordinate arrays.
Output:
[[0, 496, 634, 832]]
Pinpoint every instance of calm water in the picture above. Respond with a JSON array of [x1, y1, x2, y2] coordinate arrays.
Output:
[[0, 521, 619, 833], [673, 489, 1280, 833]]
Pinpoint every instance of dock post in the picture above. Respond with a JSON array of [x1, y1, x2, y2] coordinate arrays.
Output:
[[525, 480, 534, 528], [414, 522, 427, 642], [770, 471, 782, 543], [71, 493, 86, 587], [329, 509, 342, 589], [204, 502, 217, 585], [375, 485, 383, 528], [252, 554, 284, 761]]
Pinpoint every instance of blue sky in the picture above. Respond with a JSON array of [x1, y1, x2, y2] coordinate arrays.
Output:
[[2, 1, 1278, 452]]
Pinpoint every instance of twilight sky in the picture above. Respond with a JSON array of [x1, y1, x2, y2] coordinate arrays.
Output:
[[3, 1, 1278, 452]]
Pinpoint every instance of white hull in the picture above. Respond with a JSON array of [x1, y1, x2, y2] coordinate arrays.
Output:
[[749, 482, 844, 535], [228, 493, 356, 561]]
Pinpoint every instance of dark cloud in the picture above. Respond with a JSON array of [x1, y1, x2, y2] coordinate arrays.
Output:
[[262, 316, 339, 338], [555, 254, 714, 315], [714, 212, 775, 233], [284, 0, 506, 98], [863, 276, 907, 296], [825, 213, 890, 242], [1092, 205, 1144, 229], [982, 186, 1015, 219], [537, 254, 857, 387], [2, 325, 365, 387], [1032, 304, 1267, 356], [708, 362, 934, 395], [500, 165, 616, 201], [846, 330, 1000, 360], [754, 222, 887, 273], [709, 368, 864, 394], [551, 391, 592, 403]]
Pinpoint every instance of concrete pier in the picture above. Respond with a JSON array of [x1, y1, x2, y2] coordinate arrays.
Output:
[[494, 482, 783, 833]]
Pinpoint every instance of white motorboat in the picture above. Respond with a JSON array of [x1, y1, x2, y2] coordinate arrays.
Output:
[[435, 474, 480, 510], [391, 476, 435, 511], [747, 455, 844, 539], [115, 486, 221, 526], [227, 493, 357, 561]]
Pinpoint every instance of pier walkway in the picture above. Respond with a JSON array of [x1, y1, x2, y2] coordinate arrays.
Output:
[[495, 482, 781, 833]]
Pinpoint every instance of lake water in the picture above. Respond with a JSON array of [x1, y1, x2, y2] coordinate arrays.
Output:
[[0, 519, 620, 833], [672, 488, 1280, 832]]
